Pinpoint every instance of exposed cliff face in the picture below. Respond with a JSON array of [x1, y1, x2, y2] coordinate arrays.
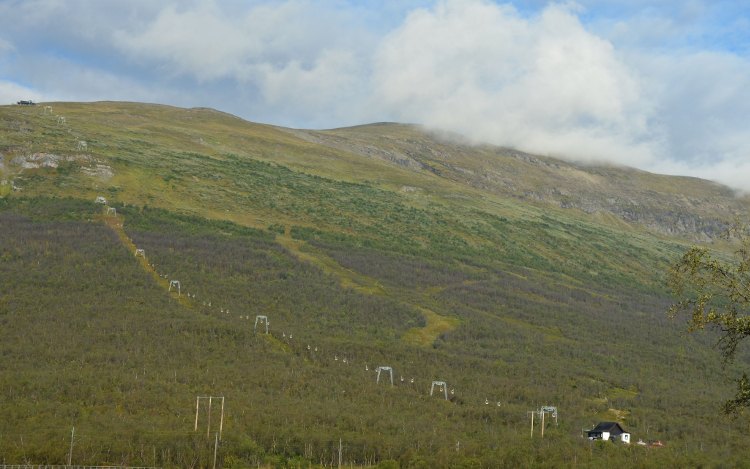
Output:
[[559, 196, 728, 238], [509, 185, 732, 239], [307, 124, 746, 240]]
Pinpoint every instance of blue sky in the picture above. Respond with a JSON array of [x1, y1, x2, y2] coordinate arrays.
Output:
[[1, 0, 750, 190]]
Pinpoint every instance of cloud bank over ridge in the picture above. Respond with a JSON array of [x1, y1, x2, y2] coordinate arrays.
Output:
[[1, 0, 749, 190], [375, 2, 656, 166]]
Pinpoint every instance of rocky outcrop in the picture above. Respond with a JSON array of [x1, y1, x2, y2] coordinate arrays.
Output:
[[11, 152, 66, 169], [10, 153, 114, 179]]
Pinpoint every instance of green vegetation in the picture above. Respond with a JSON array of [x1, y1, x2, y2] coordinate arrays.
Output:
[[1, 102, 750, 467], [669, 223, 750, 414]]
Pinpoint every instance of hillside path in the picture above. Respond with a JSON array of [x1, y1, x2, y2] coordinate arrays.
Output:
[[275, 231, 458, 347], [101, 210, 192, 307]]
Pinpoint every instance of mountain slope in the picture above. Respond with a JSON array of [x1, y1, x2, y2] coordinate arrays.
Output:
[[301, 123, 744, 238], [3, 101, 746, 239], [1, 101, 749, 467]]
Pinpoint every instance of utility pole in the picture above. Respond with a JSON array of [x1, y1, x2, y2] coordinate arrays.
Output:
[[195, 396, 225, 440], [68, 427, 75, 465], [338, 438, 342, 469], [527, 411, 535, 438], [207, 396, 212, 438], [219, 397, 225, 441], [213, 432, 219, 469], [194, 396, 200, 431], [540, 410, 545, 438]]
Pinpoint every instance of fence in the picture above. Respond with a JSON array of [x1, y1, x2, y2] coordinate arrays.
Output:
[[0, 466, 160, 469]]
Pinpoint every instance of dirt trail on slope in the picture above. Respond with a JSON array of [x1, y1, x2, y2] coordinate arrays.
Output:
[[101, 211, 192, 307], [101, 210, 457, 347], [101, 210, 293, 354], [275, 231, 459, 347]]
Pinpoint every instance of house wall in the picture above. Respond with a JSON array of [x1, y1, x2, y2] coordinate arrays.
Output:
[[587, 427, 631, 443]]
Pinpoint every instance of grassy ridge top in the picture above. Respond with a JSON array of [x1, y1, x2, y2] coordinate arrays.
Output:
[[2, 101, 746, 239]]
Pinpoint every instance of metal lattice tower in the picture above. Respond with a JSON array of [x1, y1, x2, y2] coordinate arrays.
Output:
[[254, 315, 269, 334], [430, 380, 448, 400], [540, 406, 559, 426], [376, 366, 393, 386], [135, 248, 145, 257], [169, 280, 181, 296]]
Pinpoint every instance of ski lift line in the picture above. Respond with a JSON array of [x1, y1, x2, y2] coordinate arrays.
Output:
[[110, 227, 524, 411]]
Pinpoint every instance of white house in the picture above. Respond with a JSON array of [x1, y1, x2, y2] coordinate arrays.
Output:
[[586, 422, 630, 444]]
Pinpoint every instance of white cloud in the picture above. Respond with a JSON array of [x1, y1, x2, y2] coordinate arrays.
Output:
[[374, 1, 658, 166], [633, 50, 750, 191], [651, 157, 750, 196], [6, 53, 179, 106], [113, 2, 253, 81], [111, 1, 371, 82], [111, 0, 375, 127], [636, 51, 750, 163], [372, 0, 750, 191], [255, 48, 371, 127], [0, 80, 43, 104]]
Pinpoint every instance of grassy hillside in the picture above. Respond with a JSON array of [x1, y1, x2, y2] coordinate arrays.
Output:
[[1, 102, 749, 467], [306, 123, 746, 239]]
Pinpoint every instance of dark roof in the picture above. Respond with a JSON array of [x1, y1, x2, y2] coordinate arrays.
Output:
[[589, 422, 627, 434]]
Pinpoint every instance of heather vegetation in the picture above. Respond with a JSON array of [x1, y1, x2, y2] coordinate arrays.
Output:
[[1, 103, 750, 467], [1, 198, 748, 468]]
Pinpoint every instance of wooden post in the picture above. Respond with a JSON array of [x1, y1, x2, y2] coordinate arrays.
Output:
[[194, 397, 200, 431], [338, 438, 342, 469], [207, 396, 213, 438], [213, 432, 219, 469], [219, 397, 225, 441], [540, 410, 545, 438], [68, 427, 74, 465], [527, 411, 535, 438]]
